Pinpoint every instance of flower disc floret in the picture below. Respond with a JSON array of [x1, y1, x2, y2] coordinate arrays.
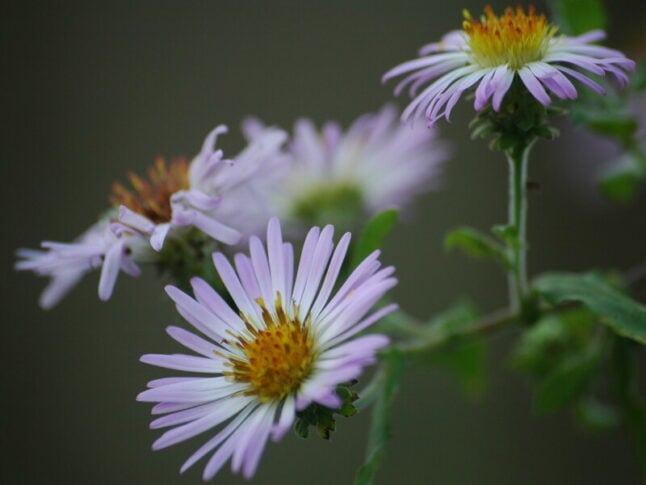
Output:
[[464, 6, 557, 69], [224, 296, 315, 402], [111, 157, 189, 224]]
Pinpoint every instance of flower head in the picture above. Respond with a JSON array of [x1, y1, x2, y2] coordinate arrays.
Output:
[[16, 220, 151, 309], [114, 124, 287, 251], [245, 105, 447, 229], [111, 157, 189, 225], [138, 218, 397, 480], [383, 6, 636, 125]]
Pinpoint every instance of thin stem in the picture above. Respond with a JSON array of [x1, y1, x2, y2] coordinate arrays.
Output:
[[506, 141, 535, 314], [393, 307, 514, 357]]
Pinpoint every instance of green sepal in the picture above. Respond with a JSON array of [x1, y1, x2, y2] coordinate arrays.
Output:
[[445, 226, 510, 267], [157, 228, 223, 292], [469, 118, 495, 139], [534, 125, 560, 140], [350, 209, 398, 270], [534, 272, 646, 344], [294, 381, 359, 440], [471, 78, 557, 153]]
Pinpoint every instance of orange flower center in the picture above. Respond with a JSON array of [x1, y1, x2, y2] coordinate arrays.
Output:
[[463, 6, 558, 69], [110, 157, 189, 224], [222, 295, 315, 402]]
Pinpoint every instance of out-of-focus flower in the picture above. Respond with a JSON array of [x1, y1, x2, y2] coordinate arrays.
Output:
[[244, 105, 447, 229], [16, 220, 151, 309], [112, 124, 288, 251], [383, 6, 636, 125], [138, 218, 397, 480]]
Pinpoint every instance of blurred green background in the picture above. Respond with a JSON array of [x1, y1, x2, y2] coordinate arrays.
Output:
[[2, 1, 645, 483]]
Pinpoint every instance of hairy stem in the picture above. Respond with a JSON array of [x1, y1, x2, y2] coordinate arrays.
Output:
[[506, 140, 535, 314]]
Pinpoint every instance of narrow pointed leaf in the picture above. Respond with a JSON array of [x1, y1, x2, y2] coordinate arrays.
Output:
[[350, 209, 398, 269], [445, 226, 509, 266], [353, 352, 406, 485], [534, 272, 646, 344]]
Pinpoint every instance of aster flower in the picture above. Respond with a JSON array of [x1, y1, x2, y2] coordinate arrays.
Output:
[[16, 220, 151, 309], [244, 105, 447, 229], [383, 6, 636, 125], [137, 218, 397, 480], [113, 124, 288, 251]]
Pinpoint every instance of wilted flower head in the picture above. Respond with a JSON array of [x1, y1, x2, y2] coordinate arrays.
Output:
[[138, 218, 397, 480], [16, 220, 151, 309], [245, 105, 447, 229], [383, 6, 636, 125], [113, 124, 288, 251]]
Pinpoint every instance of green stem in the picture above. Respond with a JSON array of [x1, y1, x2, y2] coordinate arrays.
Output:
[[353, 353, 406, 485], [392, 307, 514, 357], [506, 140, 535, 314]]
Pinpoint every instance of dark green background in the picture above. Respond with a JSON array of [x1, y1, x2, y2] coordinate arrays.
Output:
[[2, 1, 645, 483]]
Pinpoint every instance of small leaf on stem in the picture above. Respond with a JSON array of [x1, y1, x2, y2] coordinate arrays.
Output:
[[534, 272, 646, 344], [445, 226, 509, 267], [350, 209, 398, 269]]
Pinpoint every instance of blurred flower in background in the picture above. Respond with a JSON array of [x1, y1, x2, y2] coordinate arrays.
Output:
[[245, 105, 447, 232], [113, 124, 288, 251], [16, 123, 289, 307], [15, 219, 153, 309]]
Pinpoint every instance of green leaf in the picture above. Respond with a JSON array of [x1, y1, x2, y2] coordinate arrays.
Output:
[[512, 309, 596, 378], [600, 168, 641, 202], [353, 353, 406, 485], [585, 116, 638, 147], [491, 223, 519, 247], [533, 350, 601, 414], [445, 226, 508, 266], [350, 209, 398, 269], [576, 398, 620, 430], [599, 153, 645, 203], [550, 0, 607, 35], [534, 272, 646, 344], [425, 336, 488, 397], [426, 301, 479, 335], [611, 338, 646, 469]]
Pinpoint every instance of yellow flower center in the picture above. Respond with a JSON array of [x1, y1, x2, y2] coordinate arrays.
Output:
[[223, 296, 315, 402], [110, 157, 189, 224], [463, 6, 558, 70]]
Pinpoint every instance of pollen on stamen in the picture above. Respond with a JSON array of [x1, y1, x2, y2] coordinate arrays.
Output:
[[222, 294, 316, 402], [463, 5, 558, 70], [110, 157, 189, 224]]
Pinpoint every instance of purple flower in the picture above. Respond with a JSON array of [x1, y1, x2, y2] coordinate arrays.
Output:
[[244, 105, 447, 226], [16, 220, 149, 309], [383, 6, 636, 125], [138, 218, 397, 480], [114, 124, 288, 251]]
